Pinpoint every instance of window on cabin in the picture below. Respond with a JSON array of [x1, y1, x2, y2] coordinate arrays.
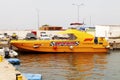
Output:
[[52, 33, 77, 40], [68, 34, 77, 40]]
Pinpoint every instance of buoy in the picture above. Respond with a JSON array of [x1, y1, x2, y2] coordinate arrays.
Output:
[[7, 58, 20, 65], [0, 55, 3, 62], [69, 46, 74, 50], [22, 73, 42, 80]]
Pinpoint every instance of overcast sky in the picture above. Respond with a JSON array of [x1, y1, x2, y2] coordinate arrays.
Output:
[[0, 0, 120, 30]]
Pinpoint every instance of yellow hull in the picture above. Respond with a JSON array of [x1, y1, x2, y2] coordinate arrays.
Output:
[[11, 40, 109, 53], [10, 29, 109, 53]]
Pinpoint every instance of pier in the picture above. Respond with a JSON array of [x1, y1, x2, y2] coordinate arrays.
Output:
[[108, 39, 120, 49], [0, 55, 26, 80]]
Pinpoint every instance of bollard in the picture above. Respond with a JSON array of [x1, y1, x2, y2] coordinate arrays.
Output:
[[0, 55, 3, 62], [18, 75, 22, 80], [16, 74, 22, 80]]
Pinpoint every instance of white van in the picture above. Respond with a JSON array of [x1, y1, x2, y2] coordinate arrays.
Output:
[[40, 35, 51, 40]]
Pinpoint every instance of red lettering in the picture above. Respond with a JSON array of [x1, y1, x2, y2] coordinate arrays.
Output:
[[84, 38, 93, 41]]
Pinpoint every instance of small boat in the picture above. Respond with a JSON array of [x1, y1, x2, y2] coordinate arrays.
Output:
[[0, 47, 18, 58], [10, 29, 110, 53], [22, 73, 42, 80], [7, 58, 20, 65]]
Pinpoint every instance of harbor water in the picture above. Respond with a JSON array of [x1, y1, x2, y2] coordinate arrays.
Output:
[[17, 50, 120, 80]]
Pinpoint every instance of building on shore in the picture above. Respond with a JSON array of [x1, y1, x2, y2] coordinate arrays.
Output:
[[39, 25, 63, 30], [95, 25, 120, 49], [95, 25, 120, 38]]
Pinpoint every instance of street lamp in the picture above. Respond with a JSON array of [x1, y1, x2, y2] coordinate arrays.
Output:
[[36, 9, 40, 30], [72, 3, 84, 23]]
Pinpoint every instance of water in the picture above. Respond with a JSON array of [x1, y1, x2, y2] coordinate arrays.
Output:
[[17, 50, 120, 80]]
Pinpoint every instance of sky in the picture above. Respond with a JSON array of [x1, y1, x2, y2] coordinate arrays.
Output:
[[0, 0, 120, 30]]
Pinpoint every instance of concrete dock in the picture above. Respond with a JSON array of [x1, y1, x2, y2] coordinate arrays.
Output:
[[108, 39, 120, 49], [0, 56, 26, 80]]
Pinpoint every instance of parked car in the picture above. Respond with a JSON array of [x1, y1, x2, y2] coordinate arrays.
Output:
[[25, 33, 37, 40], [11, 33, 18, 40], [0, 34, 8, 41]]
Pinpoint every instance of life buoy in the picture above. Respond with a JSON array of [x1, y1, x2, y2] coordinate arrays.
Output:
[[53, 46, 57, 50]]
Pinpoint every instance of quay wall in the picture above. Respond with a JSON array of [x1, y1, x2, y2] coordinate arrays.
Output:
[[108, 39, 120, 49], [0, 56, 26, 80]]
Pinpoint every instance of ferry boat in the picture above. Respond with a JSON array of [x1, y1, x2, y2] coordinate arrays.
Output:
[[10, 28, 110, 53]]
